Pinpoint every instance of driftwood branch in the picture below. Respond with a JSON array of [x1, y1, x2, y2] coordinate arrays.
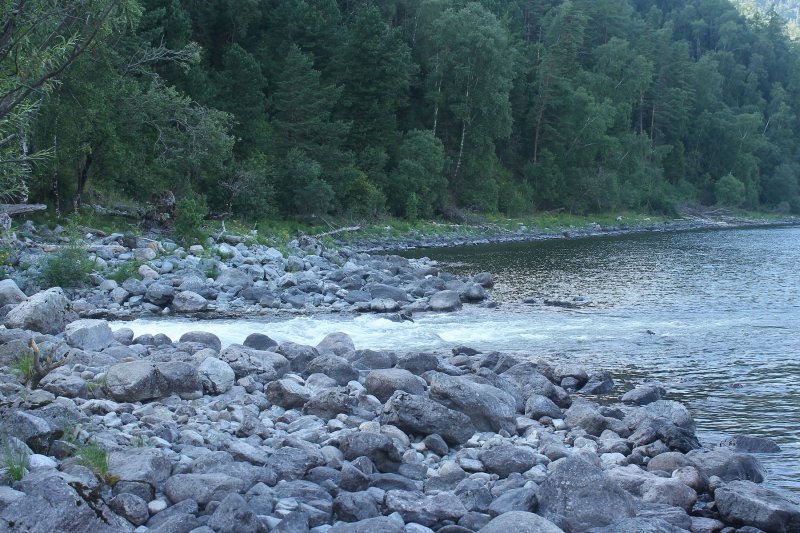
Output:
[[314, 225, 362, 238], [0, 203, 46, 215], [28, 339, 66, 389]]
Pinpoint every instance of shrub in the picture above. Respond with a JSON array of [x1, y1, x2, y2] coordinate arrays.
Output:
[[76, 442, 111, 480], [108, 260, 144, 283], [175, 194, 208, 244], [2, 438, 29, 482], [715, 174, 746, 207], [39, 243, 93, 288]]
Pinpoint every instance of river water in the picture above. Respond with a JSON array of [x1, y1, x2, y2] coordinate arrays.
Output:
[[121, 226, 800, 492]]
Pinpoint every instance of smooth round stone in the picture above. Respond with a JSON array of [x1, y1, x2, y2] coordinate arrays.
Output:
[[148, 499, 168, 515]]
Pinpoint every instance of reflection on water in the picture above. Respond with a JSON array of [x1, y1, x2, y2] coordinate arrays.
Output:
[[119, 226, 800, 492]]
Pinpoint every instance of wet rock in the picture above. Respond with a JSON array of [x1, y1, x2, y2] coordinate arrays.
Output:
[[4, 287, 77, 334], [63, 319, 113, 351], [365, 369, 426, 403], [368, 284, 409, 303], [621, 384, 665, 406], [714, 480, 800, 532], [381, 391, 476, 445], [428, 290, 462, 311], [460, 282, 486, 302], [718, 434, 781, 453], [579, 370, 615, 394], [171, 290, 208, 312], [686, 449, 766, 483], [538, 455, 635, 531], [429, 372, 517, 434], [472, 272, 494, 288], [479, 511, 564, 533]]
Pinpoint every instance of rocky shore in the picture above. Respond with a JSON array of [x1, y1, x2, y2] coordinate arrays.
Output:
[[0, 226, 799, 532]]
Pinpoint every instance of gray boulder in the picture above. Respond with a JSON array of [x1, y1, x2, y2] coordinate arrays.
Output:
[[145, 283, 174, 306], [429, 372, 517, 434], [428, 290, 462, 311], [718, 434, 781, 453], [0, 471, 133, 532], [109, 493, 149, 526], [479, 511, 563, 533], [368, 284, 409, 302], [579, 370, 615, 394], [365, 369, 426, 403], [198, 357, 235, 394], [108, 448, 172, 489], [686, 448, 766, 482], [607, 464, 697, 511], [621, 384, 665, 406], [4, 287, 77, 334], [304, 353, 358, 385], [333, 490, 381, 522], [460, 282, 486, 302], [479, 445, 537, 478], [383, 490, 467, 528], [165, 473, 247, 505], [381, 391, 475, 446], [585, 517, 686, 533], [266, 379, 312, 408], [179, 331, 222, 352], [0, 278, 26, 306], [105, 361, 163, 402], [316, 332, 355, 356], [0, 410, 59, 452], [208, 493, 265, 533], [502, 363, 563, 405], [171, 291, 208, 312], [525, 394, 562, 420], [715, 480, 800, 532], [339, 432, 401, 473], [488, 487, 539, 516], [156, 361, 202, 399], [216, 268, 254, 288], [277, 342, 319, 372], [219, 344, 290, 381], [538, 455, 635, 532], [243, 333, 278, 351]]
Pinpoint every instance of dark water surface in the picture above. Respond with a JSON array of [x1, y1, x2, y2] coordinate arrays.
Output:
[[125, 226, 800, 491], [401, 226, 800, 492]]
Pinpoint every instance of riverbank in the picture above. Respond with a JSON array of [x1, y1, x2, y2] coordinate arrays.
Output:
[[336, 210, 800, 253]]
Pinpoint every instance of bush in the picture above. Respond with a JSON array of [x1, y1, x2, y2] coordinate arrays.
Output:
[[175, 194, 208, 244], [715, 174, 746, 207], [39, 243, 93, 288], [108, 260, 144, 283], [2, 438, 29, 482]]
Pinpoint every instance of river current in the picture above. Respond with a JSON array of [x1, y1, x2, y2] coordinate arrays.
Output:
[[121, 226, 800, 492]]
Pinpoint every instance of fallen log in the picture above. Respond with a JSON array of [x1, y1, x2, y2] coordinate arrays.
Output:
[[0, 203, 47, 216], [315, 225, 362, 238]]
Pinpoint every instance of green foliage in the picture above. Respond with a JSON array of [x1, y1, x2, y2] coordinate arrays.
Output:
[[2, 438, 29, 482], [76, 442, 112, 481], [11, 352, 36, 387], [715, 174, 747, 207], [108, 260, 144, 283], [40, 243, 94, 289], [174, 194, 208, 244]]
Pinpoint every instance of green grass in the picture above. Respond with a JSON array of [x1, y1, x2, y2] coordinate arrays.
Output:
[[76, 442, 110, 479], [2, 439, 29, 482], [39, 242, 94, 288], [10, 352, 35, 387], [107, 259, 144, 282]]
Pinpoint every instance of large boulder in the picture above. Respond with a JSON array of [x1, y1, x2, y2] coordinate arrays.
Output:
[[479, 511, 564, 533], [316, 332, 355, 356], [607, 465, 697, 511], [714, 480, 800, 532], [502, 363, 564, 405], [686, 448, 766, 482], [179, 331, 222, 352], [266, 379, 312, 408], [429, 372, 517, 434], [338, 432, 401, 473], [198, 357, 235, 394], [718, 434, 781, 453], [156, 361, 202, 399], [0, 278, 26, 306], [0, 471, 133, 532], [64, 319, 114, 351], [304, 353, 357, 385], [171, 291, 208, 313], [367, 284, 409, 302], [165, 473, 247, 505], [381, 391, 475, 446], [625, 400, 700, 452], [105, 361, 163, 402], [479, 445, 538, 478], [4, 287, 76, 334], [538, 455, 635, 532], [218, 344, 290, 382], [428, 290, 462, 311], [145, 283, 174, 306], [365, 369, 426, 403], [108, 448, 172, 490], [216, 268, 254, 288]]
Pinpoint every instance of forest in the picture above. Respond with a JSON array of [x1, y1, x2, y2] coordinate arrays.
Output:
[[3, 0, 800, 225]]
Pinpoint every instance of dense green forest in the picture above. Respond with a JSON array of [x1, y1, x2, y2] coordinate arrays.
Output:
[[3, 0, 800, 224]]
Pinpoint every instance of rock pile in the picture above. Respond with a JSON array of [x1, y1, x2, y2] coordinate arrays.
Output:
[[1, 314, 797, 532]]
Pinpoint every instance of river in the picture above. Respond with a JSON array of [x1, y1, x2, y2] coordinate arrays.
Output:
[[121, 226, 800, 492]]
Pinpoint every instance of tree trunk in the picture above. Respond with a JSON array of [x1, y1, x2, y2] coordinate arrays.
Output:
[[453, 120, 467, 181], [650, 101, 656, 142], [432, 76, 442, 136], [74, 152, 92, 212]]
